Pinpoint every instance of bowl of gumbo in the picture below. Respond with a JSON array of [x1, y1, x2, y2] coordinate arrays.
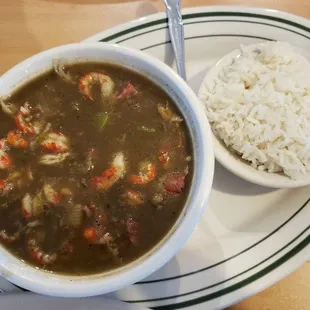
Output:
[[0, 43, 214, 297]]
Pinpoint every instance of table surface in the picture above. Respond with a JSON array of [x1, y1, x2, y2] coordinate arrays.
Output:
[[0, 0, 309, 309]]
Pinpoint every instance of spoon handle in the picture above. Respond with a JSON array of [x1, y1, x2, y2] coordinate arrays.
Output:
[[164, 0, 187, 80]]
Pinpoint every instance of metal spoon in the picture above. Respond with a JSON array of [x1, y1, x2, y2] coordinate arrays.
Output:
[[163, 0, 187, 80]]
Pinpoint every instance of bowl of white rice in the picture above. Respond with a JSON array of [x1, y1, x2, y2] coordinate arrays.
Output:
[[198, 41, 310, 188]]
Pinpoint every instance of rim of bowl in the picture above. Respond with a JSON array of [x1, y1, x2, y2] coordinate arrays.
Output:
[[0, 43, 214, 297], [198, 43, 310, 189]]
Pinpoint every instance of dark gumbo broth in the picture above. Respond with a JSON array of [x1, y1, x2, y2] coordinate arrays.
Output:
[[0, 62, 193, 275]]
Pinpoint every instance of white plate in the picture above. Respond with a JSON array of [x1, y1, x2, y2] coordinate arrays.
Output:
[[1, 5, 309, 310]]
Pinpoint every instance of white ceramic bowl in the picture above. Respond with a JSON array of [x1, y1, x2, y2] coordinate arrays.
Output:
[[198, 44, 310, 188], [0, 43, 214, 297]]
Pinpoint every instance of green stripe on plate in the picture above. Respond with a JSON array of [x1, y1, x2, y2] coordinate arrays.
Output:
[[150, 228, 310, 309], [140, 35, 271, 51], [116, 20, 310, 44], [137, 196, 309, 284], [99, 11, 310, 42]]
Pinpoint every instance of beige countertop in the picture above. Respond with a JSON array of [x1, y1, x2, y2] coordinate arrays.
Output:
[[0, 0, 309, 309]]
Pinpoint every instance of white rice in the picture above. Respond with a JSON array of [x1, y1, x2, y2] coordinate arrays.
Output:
[[200, 41, 310, 180]]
